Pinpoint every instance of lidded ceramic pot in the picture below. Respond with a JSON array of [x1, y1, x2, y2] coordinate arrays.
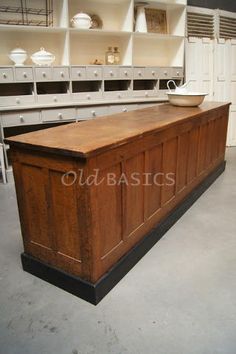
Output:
[[31, 47, 55, 66], [71, 12, 92, 29], [9, 47, 27, 66]]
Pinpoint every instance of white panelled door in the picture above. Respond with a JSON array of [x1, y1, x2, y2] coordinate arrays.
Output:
[[185, 37, 214, 100], [186, 37, 236, 146]]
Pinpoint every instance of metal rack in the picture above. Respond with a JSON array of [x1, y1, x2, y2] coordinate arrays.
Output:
[[0, 0, 53, 27]]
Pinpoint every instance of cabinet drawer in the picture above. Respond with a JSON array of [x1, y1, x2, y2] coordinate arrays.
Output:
[[145, 67, 159, 79], [71, 66, 87, 80], [1, 111, 40, 127], [72, 91, 102, 102], [0, 68, 14, 83], [15, 67, 33, 81], [172, 67, 183, 78], [37, 94, 70, 104], [35, 67, 52, 81], [103, 66, 119, 79], [103, 91, 131, 100], [86, 66, 102, 80], [42, 108, 76, 122], [132, 90, 157, 98], [53, 67, 70, 81], [119, 66, 133, 79], [77, 106, 108, 120], [0, 95, 35, 106], [109, 104, 138, 114], [159, 67, 172, 79], [133, 67, 145, 79]]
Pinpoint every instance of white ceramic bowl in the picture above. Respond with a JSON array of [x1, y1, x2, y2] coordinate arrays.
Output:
[[167, 92, 208, 107]]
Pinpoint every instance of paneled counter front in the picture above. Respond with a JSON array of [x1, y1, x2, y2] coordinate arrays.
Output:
[[6, 102, 230, 304]]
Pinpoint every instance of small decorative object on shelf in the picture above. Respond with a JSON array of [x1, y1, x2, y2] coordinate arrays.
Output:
[[90, 59, 104, 65], [113, 47, 120, 65], [145, 9, 167, 34], [31, 47, 55, 66], [135, 2, 149, 33], [9, 47, 27, 66], [0, 0, 53, 27], [71, 12, 92, 29], [105, 47, 115, 65], [90, 14, 103, 29]]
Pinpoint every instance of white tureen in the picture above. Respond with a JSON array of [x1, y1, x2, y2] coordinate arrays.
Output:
[[31, 47, 55, 66]]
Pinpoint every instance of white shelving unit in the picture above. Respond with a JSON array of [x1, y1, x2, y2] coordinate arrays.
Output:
[[0, 0, 186, 66]]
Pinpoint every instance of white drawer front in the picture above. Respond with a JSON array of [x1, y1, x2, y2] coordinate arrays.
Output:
[[171, 67, 183, 78], [35, 67, 52, 81], [159, 67, 172, 79], [0, 68, 14, 83], [119, 67, 133, 79], [86, 67, 102, 80], [37, 94, 70, 104], [71, 67, 87, 80], [0, 95, 35, 106], [15, 68, 33, 81], [1, 111, 40, 127], [53, 67, 70, 81], [145, 67, 159, 79], [42, 108, 76, 122], [133, 67, 146, 79], [72, 92, 102, 102], [132, 90, 157, 98], [103, 66, 119, 79], [77, 106, 108, 120], [109, 104, 138, 114], [103, 91, 131, 100]]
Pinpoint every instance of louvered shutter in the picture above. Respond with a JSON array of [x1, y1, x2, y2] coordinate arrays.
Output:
[[187, 11, 215, 38]]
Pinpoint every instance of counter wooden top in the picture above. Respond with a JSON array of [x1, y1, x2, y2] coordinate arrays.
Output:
[[6, 102, 230, 158]]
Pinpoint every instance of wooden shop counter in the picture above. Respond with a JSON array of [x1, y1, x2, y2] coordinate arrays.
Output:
[[6, 102, 230, 304]]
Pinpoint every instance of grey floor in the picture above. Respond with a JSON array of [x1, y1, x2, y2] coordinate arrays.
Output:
[[0, 148, 236, 354]]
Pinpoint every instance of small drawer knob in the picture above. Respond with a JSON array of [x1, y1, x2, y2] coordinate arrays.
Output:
[[124, 71, 128, 75], [23, 72, 27, 78], [77, 71, 81, 76], [145, 92, 148, 97], [152, 71, 155, 75], [94, 70, 98, 76], [122, 108, 127, 112], [16, 98, 20, 104], [91, 110, 96, 117], [164, 71, 167, 75], [117, 93, 121, 98], [60, 71, 64, 77], [110, 71, 113, 76], [177, 71, 179, 76], [42, 72, 46, 77], [87, 94, 91, 100], [58, 113, 63, 119], [53, 96, 58, 102], [3, 73, 7, 78], [19, 115, 24, 123], [138, 71, 142, 76]]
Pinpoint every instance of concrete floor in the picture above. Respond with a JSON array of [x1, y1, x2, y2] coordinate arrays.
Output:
[[0, 148, 236, 354]]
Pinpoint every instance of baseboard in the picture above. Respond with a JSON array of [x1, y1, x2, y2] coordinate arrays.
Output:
[[21, 160, 226, 305]]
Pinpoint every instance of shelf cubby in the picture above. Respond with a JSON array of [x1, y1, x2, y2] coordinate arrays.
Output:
[[68, 0, 133, 32], [70, 31, 132, 65]]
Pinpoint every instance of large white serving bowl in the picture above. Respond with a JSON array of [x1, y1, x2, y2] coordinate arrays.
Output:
[[167, 92, 208, 107]]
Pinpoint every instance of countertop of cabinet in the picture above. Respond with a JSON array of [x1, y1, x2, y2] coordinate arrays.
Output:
[[5, 102, 230, 158]]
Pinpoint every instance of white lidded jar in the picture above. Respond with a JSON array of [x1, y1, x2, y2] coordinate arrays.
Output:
[[71, 12, 92, 29], [9, 47, 27, 66], [31, 47, 55, 66]]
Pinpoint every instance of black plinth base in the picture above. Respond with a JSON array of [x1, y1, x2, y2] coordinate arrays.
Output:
[[21, 161, 226, 305]]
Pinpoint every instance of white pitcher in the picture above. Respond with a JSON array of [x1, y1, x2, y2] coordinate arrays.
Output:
[[135, 3, 148, 33], [167, 80, 190, 94]]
